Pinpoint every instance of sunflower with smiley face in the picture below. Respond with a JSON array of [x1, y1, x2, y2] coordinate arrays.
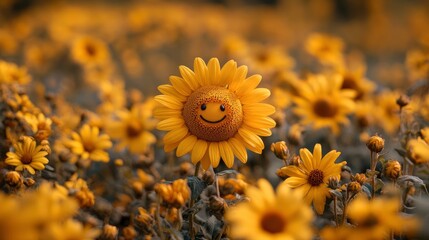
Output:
[[154, 57, 276, 170]]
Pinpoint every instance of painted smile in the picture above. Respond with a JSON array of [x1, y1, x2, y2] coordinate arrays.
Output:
[[200, 115, 226, 124]]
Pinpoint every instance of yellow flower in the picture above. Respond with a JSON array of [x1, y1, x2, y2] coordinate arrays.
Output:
[[292, 74, 356, 135], [107, 101, 156, 154], [65, 174, 95, 208], [65, 124, 112, 163], [405, 49, 429, 81], [337, 65, 375, 100], [407, 137, 429, 164], [373, 91, 400, 135], [45, 219, 100, 240], [0, 60, 31, 84], [154, 57, 276, 170], [154, 179, 190, 208], [226, 179, 313, 240], [5, 136, 49, 175], [280, 143, 346, 214], [242, 45, 295, 76], [346, 196, 419, 239], [305, 33, 344, 67], [71, 35, 110, 67]]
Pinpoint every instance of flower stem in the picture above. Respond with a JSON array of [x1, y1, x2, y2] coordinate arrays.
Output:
[[333, 195, 338, 226], [341, 190, 349, 225], [189, 161, 200, 240], [156, 196, 165, 240]]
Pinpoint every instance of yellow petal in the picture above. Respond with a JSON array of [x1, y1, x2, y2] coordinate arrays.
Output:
[[169, 76, 192, 96], [194, 57, 208, 86], [228, 137, 247, 163], [191, 139, 208, 164], [208, 142, 220, 168], [219, 141, 234, 168], [239, 88, 271, 104], [235, 74, 262, 97], [176, 135, 197, 157], [179, 65, 198, 90], [157, 118, 185, 131], [207, 58, 221, 85], [163, 127, 188, 145], [238, 128, 264, 153], [154, 95, 183, 110], [220, 60, 237, 86]]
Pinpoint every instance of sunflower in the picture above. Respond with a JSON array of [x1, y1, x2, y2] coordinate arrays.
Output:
[[346, 196, 419, 239], [0, 60, 31, 84], [106, 101, 156, 154], [279, 143, 346, 214], [71, 36, 110, 67], [225, 179, 313, 240], [64, 124, 112, 163], [292, 74, 356, 135], [5, 136, 49, 175], [305, 33, 344, 67], [154, 57, 276, 170]]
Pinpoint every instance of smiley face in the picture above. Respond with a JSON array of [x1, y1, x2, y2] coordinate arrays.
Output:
[[182, 86, 243, 142], [199, 102, 227, 124]]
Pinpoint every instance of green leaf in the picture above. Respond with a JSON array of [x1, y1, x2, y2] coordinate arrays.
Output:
[[187, 176, 206, 201]]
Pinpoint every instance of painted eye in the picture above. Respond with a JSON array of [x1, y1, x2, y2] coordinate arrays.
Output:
[[220, 104, 225, 111], [201, 103, 207, 110]]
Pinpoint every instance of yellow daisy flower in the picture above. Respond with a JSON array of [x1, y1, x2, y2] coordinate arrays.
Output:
[[346, 196, 419, 239], [407, 136, 429, 164], [226, 179, 313, 240], [292, 74, 356, 135], [154, 57, 276, 170], [107, 101, 156, 154], [338, 66, 375, 100], [71, 36, 110, 67], [373, 91, 400, 135], [5, 136, 49, 175], [279, 143, 346, 214], [305, 33, 344, 67], [0, 60, 31, 84], [65, 124, 112, 163]]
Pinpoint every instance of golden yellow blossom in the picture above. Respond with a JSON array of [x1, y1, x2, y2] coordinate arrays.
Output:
[[226, 179, 313, 240], [155, 179, 190, 208], [0, 61, 31, 84], [71, 35, 110, 67], [65, 124, 112, 163], [154, 57, 276, 170], [5, 136, 49, 175], [305, 33, 344, 67], [280, 143, 346, 214]]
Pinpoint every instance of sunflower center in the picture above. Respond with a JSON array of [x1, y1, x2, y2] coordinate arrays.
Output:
[[260, 211, 286, 234], [126, 120, 142, 138], [83, 141, 96, 153], [359, 215, 379, 228], [85, 44, 96, 56], [183, 85, 243, 142], [341, 75, 363, 99], [21, 153, 33, 164], [308, 169, 324, 186], [313, 98, 338, 118]]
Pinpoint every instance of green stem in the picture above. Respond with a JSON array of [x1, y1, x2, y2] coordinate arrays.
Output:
[[189, 161, 200, 240]]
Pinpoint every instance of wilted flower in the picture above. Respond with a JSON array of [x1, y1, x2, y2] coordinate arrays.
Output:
[[155, 179, 190, 208]]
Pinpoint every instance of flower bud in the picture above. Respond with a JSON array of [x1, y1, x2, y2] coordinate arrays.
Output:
[[384, 160, 401, 180], [347, 181, 362, 193], [5, 171, 22, 187], [101, 224, 118, 240], [396, 94, 410, 108], [353, 173, 367, 185], [366, 135, 384, 153], [270, 141, 289, 160], [122, 225, 137, 240]]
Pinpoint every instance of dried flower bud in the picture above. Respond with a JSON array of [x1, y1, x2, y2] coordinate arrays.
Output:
[[101, 224, 118, 240], [347, 181, 362, 193], [122, 225, 137, 240], [75, 189, 95, 208], [132, 181, 143, 197], [396, 94, 410, 108], [209, 195, 228, 219], [135, 207, 153, 226], [5, 171, 22, 187], [287, 124, 304, 146], [202, 170, 215, 185], [353, 173, 367, 185], [341, 165, 352, 182], [366, 135, 384, 153], [328, 176, 340, 189], [290, 155, 301, 166], [270, 141, 289, 160], [40, 139, 51, 154], [24, 177, 35, 187], [385, 160, 401, 180]]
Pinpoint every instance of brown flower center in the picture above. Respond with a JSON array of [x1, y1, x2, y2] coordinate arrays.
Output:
[[21, 153, 33, 164], [308, 169, 324, 186], [341, 75, 363, 99], [83, 141, 96, 153], [182, 86, 243, 142], [126, 120, 143, 138], [313, 98, 338, 118], [85, 44, 96, 56], [260, 211, 286, 234], [359, 215, 379, 228]]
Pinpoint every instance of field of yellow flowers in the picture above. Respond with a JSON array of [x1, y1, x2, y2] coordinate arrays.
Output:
[[1, 0, 429, 239]]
